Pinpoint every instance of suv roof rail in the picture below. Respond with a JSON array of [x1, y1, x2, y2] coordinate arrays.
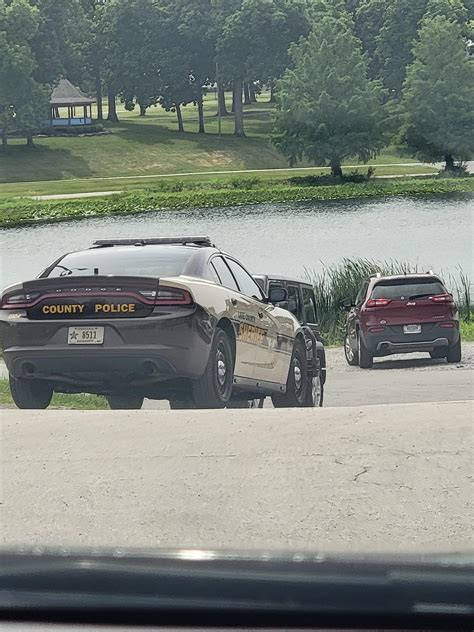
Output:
[[369, 272, 382, 278], [426, 269, 434, 275], [92, 237, 214, 248]]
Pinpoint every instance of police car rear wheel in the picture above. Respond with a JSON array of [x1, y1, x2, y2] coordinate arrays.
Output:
[[107, 394, 144, 410], [271, 338, 308, 408], [9, 375, 53, 409], [192, 328, 234, 409]]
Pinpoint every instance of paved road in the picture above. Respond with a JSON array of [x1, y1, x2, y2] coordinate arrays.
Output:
[[141, 343, 474, 409], [1, 343, 473, 408], [1, 401, 472, 552]]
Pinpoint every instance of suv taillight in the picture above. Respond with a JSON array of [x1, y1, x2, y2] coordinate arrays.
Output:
[[431, 294, 454, 304], [366, 298, 391, 308]]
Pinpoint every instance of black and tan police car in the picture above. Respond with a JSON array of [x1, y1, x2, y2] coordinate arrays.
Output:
[[0, 237, 323, 410]]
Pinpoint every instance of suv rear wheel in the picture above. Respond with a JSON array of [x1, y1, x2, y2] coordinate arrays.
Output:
[[272, 338, 308, 407], [9, 376, 53, 409], [192, 328, 234, 408], [344, 333, 359, 366], [358, 334, 373, 369], [447, 337, 462, 363]]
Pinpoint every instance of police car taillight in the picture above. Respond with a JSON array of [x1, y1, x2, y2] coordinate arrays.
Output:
[[139, 286, 193, 306], [1, 292, 40, 309]]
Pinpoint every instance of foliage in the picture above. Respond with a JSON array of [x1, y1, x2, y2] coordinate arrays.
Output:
[[1, 177, 472, 228], [287, 169, 375, 186], [399, 16, 474, 166], [272, 12, 384, 175], [0, 0, 48, 147]]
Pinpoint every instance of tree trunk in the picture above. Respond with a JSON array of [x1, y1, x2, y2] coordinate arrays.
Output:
[[197, 95, 205, 133], [217, 82, 229, 116], [231, 83, 235, 113], [444, 153, 455, 171], [107, 90, 119, 122], [233, 80, 245, 137], [139, 102, 147, 116], [330, 160, 343, 178], [269, 82, 276, 103], [243, 82, 251, 105], [96, 78, 103, 121], [1, 127, 7, 150], [176, 103, 184, 132], [249, 82, 257, 103], [26, 132, 34, 147]]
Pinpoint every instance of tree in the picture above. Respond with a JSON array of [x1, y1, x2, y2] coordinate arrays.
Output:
[[354, 0, 392, 79], [216, 0, 311, 137], [272, 13, 384, 176], [375, 0, 428, 96], [399, 15, 474, 169], [0, 0, 48, 149]]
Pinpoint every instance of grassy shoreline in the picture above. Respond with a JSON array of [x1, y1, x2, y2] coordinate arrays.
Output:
[[1, 176, 473, 228]]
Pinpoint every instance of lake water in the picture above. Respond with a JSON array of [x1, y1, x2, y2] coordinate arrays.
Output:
[[1, 194, 473, 289]]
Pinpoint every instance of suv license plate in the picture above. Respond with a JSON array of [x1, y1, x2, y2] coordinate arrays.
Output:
[[68, 326, 104, 345], [403, 324, 421, 335]]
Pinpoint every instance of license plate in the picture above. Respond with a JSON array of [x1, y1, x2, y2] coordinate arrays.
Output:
[[403, 324, 421, 335], [68, 326, 104, 345]]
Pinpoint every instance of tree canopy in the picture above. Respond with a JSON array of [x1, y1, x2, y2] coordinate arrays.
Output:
[[272, 13, 384, 175], [399, 14, 474, 167]]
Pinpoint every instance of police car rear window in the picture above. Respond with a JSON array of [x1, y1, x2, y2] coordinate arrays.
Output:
[[371, 278, 445, 300], [44, 246, 194, 278]]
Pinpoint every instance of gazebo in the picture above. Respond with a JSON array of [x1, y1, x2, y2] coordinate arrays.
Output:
[[50, 79, 95, 126]]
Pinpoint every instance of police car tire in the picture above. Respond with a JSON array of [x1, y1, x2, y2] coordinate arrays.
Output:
[[192, 327, 234, 409], [271, 338, 308, 408], [9, 375, 53, 410], [107, 394, 144, 409]]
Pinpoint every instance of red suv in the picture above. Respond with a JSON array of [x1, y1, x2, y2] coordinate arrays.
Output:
[[342, 273, 461, 368]]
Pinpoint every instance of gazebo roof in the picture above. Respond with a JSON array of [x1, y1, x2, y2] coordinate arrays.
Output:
[[50, 79, 95, 106]]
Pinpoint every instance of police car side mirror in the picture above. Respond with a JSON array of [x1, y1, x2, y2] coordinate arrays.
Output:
[[267, 285, 287, 304]]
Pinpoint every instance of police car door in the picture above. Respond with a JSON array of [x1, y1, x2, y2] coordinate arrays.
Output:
[[210, 256, 258, 381], [224, 258, 282, 386]]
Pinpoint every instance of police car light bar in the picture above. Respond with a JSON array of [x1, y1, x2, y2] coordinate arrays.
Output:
[[92, 237, 213, 247]]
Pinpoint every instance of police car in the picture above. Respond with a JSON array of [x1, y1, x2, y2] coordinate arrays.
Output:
[[0, 237, 321, 410]]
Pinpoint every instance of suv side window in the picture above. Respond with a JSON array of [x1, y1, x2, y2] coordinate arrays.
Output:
[[356, 281, 369, 305], [211, 256, 239, 291], [286, 284, 301, 320], [225, 258, 264, 299], [302, 287, 318, 324]]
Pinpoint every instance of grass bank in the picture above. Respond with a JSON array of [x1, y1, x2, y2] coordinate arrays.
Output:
[[0, 92, 434, 187], [1, 176, 472, 228], [0, 379, 107, 409]]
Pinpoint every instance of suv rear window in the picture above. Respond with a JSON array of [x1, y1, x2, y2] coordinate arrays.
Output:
[[371, 278, 445, 300], [43, 246, 194, 278]]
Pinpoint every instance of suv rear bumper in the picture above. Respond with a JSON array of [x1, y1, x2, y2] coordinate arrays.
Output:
[[375, 337, 449, 355], [361, 325, 459, 356]]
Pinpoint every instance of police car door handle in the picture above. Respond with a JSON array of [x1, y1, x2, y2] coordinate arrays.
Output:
[[258, 311, 264, 318], [231, 298, 238, 306]]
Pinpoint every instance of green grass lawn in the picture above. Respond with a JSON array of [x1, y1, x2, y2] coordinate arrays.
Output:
[[0, 378, 108, 409], [0, 91, 435, 193]]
